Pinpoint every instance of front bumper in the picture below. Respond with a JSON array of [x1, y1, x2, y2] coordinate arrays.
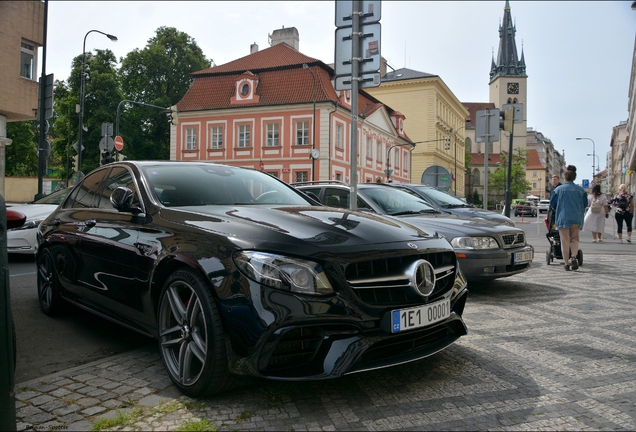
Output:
[[455, 244, 534, 281], [218, 260, 469, 381]]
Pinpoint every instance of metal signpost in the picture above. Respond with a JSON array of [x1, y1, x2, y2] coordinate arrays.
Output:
[[500, 103, 524, 217], [335, 0, 381, 210], [475, 108, 500, 210]]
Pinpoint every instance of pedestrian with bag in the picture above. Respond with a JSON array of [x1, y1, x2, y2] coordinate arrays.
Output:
[[549, 165, 588, 271], [583, 184, 609, 242], [610, 183, 634, 243]]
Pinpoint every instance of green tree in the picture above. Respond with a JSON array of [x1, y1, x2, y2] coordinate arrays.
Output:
[[488, 148, 531, 199], [5, 121, 38, 176], [119, 27, 211, 160]]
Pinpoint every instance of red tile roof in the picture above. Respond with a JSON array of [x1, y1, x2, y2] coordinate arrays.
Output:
[[463, 102, 495, 128], [469, 152, 507, 166], [526, 148, 545, 169]]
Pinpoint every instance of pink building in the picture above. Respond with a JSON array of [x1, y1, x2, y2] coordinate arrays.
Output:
[[172, 37, 412, 185]]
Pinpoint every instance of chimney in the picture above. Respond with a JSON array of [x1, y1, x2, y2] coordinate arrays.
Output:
[[269, 27, 299, 50], [250, 42, 259, 54]]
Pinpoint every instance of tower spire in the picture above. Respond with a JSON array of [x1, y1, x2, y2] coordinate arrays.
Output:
[[490, 0, 527, 82]]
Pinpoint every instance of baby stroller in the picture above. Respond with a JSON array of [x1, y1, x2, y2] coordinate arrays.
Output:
[[545, 206, 583, 266]]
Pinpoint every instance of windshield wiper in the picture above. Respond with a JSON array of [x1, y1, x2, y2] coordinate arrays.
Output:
[[444, 204, 471, 208], [391, 209, 438, 216]]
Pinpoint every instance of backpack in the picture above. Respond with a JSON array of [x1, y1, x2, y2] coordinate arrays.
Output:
[[617, 195, 628, 210], [591, 196, 602, 213]]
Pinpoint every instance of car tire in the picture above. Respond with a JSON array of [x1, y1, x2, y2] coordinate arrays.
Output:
[[157, 269, 233, 397], [37, 248, 66, 316]]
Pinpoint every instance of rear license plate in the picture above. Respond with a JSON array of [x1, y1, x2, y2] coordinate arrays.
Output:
[[514, 250, 533, 263], [390, 298, 450, 333]]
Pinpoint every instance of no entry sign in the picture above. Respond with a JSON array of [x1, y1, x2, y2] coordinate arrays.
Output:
[[114, 135, 124, 151]]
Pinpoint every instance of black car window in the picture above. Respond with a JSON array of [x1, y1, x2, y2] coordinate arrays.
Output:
[[323, 187, 369, 210], [98, 167, 140, 210], [64, 168, 109, 209]]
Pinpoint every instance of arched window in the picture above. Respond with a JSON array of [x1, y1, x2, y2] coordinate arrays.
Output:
[[465, 137, 472, 153], [472, 168, 480, 186]]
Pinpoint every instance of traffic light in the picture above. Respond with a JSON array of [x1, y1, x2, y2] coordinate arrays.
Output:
[[444, 135, 451, 150], [72, 155, 79, 172], [500, 106, 514, 132], [100, 150, 110, 166], [167, 110, 177, 125]]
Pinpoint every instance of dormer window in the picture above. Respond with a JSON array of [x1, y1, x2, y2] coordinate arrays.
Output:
[[231, 73, 260, 105]]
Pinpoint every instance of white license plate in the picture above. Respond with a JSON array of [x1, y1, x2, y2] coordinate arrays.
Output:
[[515, 250, 533, 263], [390, 298, 450, 333]]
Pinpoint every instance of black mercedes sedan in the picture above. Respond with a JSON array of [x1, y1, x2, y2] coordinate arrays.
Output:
[[36, 161, 468, 397]]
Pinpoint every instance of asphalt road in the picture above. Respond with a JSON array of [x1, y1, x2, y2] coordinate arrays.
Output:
[[8, 212, 635, 384]]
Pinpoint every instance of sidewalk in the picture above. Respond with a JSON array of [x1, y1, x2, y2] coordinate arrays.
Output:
[[14, 253, 636, 431]]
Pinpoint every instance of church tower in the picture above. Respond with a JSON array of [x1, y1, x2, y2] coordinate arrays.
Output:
[[488, 0, 527, 154]]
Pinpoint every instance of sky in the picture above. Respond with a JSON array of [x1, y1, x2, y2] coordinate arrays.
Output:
[[43, 1, 635, 182]]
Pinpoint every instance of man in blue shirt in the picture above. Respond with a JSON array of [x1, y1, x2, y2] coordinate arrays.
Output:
[[549, 165, 588, 271]]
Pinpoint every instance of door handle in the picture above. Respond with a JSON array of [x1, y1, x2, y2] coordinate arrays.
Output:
[[84, 219, 96, 229]]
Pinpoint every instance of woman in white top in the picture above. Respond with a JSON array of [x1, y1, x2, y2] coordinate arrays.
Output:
[[583, 184, 609, 242]]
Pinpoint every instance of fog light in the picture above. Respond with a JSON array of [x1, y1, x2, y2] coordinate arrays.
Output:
[[483, 266, 495, 273]]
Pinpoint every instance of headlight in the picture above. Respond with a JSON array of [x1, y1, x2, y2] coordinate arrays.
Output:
[[13, 219, 43, 230], [450, 236, 499, 250], [233, 251, 334, 295]]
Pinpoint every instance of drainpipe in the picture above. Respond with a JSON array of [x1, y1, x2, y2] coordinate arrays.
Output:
[[328, 101, 338, 179]]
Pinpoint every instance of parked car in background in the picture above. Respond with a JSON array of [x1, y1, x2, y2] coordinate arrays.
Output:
[[389, 183, 515, 227], [537, 200, 550, 214], [514, 201, 538, 217], [37, 162, 469, 397], [7, 188, 72, 254], [295, 182, 534, 283]]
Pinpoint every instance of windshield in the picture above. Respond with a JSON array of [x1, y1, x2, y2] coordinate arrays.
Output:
[[142, 164, 312, 207], [409, 185, 470, 207], [363, 187, 439, 216], [34, 188, 72, 205]]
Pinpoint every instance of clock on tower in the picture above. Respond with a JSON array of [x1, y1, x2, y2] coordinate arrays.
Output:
[[507, 82, 519, 94]]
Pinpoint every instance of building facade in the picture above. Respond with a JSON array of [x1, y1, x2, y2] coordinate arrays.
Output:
[[172, 31, 413, 185], [365, 63, 469, 196], [0, 0, 45, 196]]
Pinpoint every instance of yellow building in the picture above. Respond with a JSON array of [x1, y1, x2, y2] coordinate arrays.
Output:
[[365, 63, 469, 197]]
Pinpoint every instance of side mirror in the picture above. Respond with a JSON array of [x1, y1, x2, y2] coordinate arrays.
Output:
[[6, 209, 26, 230], [110, 187, 135, 212]]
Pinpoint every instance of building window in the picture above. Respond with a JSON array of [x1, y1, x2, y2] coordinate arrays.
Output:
[[238, 124, 251, 148], [394, 149, 399, 169], [21, 41, 36, 80], [366, 137, 372, 158], [335, 173, 342, 181], [185, 128, 197, 150], [377, 142, 382, 162], [296, 121, 309, 146], [295, 171, 309, 183], [210, 126, 223, 149], [266, 123, 279, 147], [403, 153, 408, 170], [336, 124, 344, 149]]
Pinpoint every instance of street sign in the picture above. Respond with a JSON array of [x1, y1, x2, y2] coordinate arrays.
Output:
[[501, 103, 524, 123], [582, 179, 590, 188], [114, 135, 124, 151], [335, 0, 381, 27], [99, 136, 114, 152], [475, 109, 501, 143], [72, 141, 85, 153], [334, 23, 382, 77], [101, 123, 113, 137], [335, 72, 381, 91]]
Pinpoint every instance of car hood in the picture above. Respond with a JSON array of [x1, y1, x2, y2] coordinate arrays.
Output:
[[394, 213, 521, 239], [8, 204, 58, 222], [446, 207, 514, 225], [158, 205, 450, 256]]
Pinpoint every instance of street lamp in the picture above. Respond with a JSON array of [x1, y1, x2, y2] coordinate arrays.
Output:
[[77, 30, 117, 176], [385, 142, 416, 182], [450, 121, 469, 195], [302, 64, 317, 181], [576, 137, 595, 181]]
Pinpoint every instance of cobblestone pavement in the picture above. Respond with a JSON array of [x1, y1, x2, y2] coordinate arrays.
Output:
[[15, 254, 636, 431]]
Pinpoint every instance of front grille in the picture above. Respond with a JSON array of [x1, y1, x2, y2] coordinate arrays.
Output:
[[344, 252, 456, 306], [501, 232, 526, 248]]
